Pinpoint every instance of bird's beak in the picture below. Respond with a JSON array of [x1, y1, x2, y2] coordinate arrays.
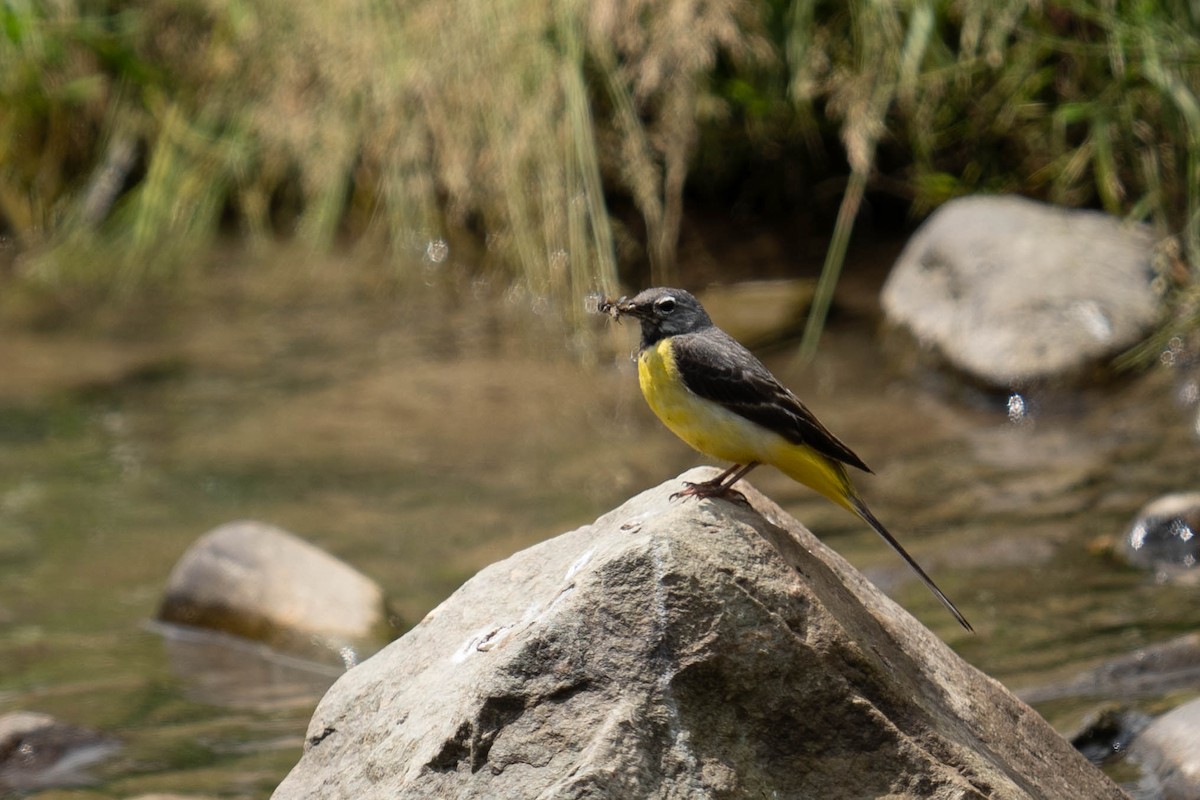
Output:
[[614, 299, 648, 319]]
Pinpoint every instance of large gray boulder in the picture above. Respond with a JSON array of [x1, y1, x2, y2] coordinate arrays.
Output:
[[881, 195, 1161, 387], [158, 521, 391, 659], [272, 469, 1126, 800]]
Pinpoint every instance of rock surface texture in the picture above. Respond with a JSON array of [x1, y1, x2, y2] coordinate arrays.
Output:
[[272, 469, 1128, 800], [1131, 696, 1200, 800], [158, 520, 389, 655], [881, 195, 1160, 387]]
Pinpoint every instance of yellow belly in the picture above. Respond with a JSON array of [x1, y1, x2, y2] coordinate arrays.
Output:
[[637, 337, 856, 510], [638, 339, 765, 463]]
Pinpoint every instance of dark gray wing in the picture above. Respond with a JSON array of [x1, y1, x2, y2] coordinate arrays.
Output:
[[670, 330, 872, 473]]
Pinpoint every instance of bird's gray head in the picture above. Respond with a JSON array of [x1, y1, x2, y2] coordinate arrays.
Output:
[[615, 287, 713, 348]]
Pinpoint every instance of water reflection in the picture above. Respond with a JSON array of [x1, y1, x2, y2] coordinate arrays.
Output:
[[152, 623, 342, 712]]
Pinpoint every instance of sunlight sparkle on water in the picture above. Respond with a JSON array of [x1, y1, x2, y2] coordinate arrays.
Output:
[[1161, 335, 1185, 367], [1129, 522, 1147, 551], [339, 646, 359, 668], [424, 239, 449, 264], [1006, 392, 1027, 423]]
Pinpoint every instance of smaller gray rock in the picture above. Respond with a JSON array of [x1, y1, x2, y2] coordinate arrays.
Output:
[[1131, 697, 1200, 799], [0, 711, 120, 792], [1021, 632, 1200, 704], [158, 521, 390, 657], [1069, 706, 1150, 765], [882, 195, 1162, 386], [1123, 493, 1200, 574]]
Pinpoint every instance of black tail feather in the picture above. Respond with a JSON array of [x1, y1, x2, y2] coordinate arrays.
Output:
[[851, 499, 974, 633]]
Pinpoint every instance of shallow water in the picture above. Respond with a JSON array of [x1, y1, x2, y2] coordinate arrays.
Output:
[[1, 248, 1197, 796]]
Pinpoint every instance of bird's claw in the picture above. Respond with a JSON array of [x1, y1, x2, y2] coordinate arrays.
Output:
[[669, 480, 750, 506]]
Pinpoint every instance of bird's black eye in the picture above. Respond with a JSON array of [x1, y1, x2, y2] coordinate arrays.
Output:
[[654, 296, 676, 315]]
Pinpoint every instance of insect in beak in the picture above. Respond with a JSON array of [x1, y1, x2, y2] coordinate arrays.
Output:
[[595, 295, 628, 321]]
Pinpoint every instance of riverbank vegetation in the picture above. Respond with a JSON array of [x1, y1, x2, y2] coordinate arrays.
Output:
[[3, 0, 1199, 333]]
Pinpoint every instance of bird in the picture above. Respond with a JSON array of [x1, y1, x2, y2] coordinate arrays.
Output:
[[602, 286, 972, 632]]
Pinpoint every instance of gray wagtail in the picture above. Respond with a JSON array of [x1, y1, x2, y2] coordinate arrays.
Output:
[[602, 286, 972, 632]]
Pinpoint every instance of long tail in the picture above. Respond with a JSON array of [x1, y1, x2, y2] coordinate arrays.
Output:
[[770, 445, 973, 631], [850, 498, 973, 632]]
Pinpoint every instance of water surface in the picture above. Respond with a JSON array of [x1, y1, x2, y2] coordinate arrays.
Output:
[[1, 249, 1196, 795]]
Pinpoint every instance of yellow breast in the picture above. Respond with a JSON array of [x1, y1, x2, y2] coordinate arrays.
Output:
[[637, 338, 770, 464]]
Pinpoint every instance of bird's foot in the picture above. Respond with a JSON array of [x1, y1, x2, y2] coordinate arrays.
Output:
[[670, 479, 749, 506]]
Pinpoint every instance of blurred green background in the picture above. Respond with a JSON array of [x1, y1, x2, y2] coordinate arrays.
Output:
[[4, 0, 1200, 330]]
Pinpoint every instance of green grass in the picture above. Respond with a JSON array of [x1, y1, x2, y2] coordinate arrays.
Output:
[[775, 0, 1200, 355], [2, 0, 1199, 339]]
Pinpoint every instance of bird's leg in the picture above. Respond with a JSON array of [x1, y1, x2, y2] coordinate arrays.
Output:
[[669, 462, 742, 500], [671, 462, 761, 504]]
